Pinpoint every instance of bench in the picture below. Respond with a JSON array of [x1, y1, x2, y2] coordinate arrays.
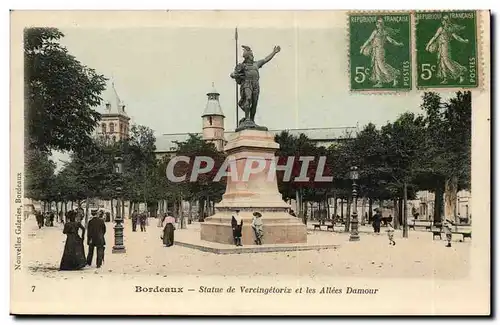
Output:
[[452, 231, 472, 241], [431, 226, 443, 240], [409, 220, 432, 231], [313, 223, 335, 231]]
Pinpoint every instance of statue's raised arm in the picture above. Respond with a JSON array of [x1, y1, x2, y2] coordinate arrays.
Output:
[[256, 46, 281, 68]]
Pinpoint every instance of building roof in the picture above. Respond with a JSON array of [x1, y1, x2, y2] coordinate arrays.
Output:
[[155, 126, 358, 153], [201, 83, 225, 117], [98, 80, 128, 117]]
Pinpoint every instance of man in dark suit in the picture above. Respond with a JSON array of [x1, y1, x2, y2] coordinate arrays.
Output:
[[87, 210, 106, 268]]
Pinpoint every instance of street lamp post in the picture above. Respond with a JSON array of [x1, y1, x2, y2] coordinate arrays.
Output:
[[112, 156, 126, 254], [349, 166, 360, 242]]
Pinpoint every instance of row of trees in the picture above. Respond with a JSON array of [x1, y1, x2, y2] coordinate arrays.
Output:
[[273, 91, 471, 231]]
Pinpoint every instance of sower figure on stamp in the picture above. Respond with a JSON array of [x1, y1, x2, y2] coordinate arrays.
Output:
[[360, 17, 403, 88], [230, 45, 280, 130], [425, 15, 468, 85], [87, 209, 106, 268]]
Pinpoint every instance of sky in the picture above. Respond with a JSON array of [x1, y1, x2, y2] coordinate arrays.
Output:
[[50, 12, 456, 167], [58, 25, 453, 134]]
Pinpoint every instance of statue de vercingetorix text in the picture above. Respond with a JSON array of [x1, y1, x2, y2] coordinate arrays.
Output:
[[231, 45, 280, 131]]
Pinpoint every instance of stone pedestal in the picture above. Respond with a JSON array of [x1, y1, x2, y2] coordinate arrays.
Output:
[[200, 129, 307, 245]]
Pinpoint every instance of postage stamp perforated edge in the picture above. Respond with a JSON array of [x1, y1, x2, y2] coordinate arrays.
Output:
[[348, 10, 487, 94], [413, 9, 484, 92], [347, 10, 412, 95]]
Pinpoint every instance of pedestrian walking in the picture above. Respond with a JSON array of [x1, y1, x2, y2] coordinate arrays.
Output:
[[139, 212, 147, 232], [161, 212, 176, 247], [59, 211, 87, 271], [131, 210, 138, 232], [372, 208, 382, 233], [444, 220, 452, 248], [386, 223, 396, 246], [86, 210, 106, 268]]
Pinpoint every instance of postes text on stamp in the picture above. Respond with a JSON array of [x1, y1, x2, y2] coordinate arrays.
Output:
[[349, 13, 411, 91], [416, 11, 478, 88]]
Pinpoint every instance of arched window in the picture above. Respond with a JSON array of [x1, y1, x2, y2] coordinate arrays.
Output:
[[112, 135, 116, 142], [110, 123, 115, 133], [102, 123, 107, 133], [209, 116, 213, 126]]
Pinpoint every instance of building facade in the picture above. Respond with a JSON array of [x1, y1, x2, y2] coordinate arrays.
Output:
[[96, 81, 130, 143]]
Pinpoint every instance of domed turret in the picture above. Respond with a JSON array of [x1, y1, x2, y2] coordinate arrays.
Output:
[[202, 83, 225, 151]]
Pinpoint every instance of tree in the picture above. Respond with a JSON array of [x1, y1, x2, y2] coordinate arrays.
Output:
[[380, 112, 426, 236], [173, 134, 226, 222], [24, 27, 106, 153], [420, 91, 471, 225], [121, 125, 159, 213], [275, 131, 332, 224], [24, 149, 56, 205]]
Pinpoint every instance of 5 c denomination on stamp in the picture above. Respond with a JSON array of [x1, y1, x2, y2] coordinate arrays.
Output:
[[349, 13, 411, 92], [416, 11, 478, 88]]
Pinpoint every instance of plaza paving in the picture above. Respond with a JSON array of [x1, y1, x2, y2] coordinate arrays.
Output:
[[23, 216, 470, 280]]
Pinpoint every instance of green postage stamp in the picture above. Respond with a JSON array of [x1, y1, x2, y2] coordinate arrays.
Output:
[[349, 13, 411, 91], [416, 11, 478, 88]]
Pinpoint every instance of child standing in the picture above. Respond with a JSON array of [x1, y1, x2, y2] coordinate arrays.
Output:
[[444, 221, 453, 247]]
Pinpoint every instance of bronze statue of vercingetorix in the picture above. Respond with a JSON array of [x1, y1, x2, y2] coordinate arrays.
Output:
[[231, 45, 280, 131]]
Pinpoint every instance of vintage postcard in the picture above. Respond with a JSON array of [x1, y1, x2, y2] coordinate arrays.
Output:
[[10, 10, 490, 315]]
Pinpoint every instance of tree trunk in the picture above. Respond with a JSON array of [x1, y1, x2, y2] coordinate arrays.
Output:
[[399, 198, 403, 226], [340, 199, 344, 219], [333, 194, 338, 218], [367, 198, 373, 223], [84, 198, 90, 227], [360, 197, 367, 225], [393, 198, 400, 229], [434, 184, 444, 224], [403, 182, 408, 238], [444, 176, 458, 230], [122, 200, 126, 220], [188, 200, 193, 224], [128, 200, 132, 219], [344, 197, 351, 232], [111, 199, 115, 222], [295, 190, 301, 217], [198, 198, 205, 222], [326, 195, 330, 221]]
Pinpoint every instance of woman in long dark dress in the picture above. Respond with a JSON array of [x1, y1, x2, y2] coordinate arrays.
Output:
[[161, 214, 176, 247], [59, 212, 87, 271]]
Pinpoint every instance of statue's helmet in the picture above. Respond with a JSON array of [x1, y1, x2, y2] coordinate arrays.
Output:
[[242, 45, 253, 59]]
